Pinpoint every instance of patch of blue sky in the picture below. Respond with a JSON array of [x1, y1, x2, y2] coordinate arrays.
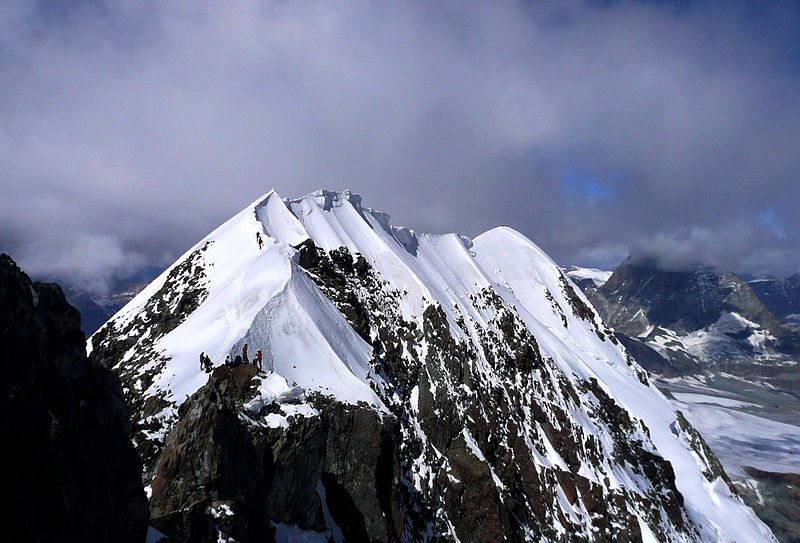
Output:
[[560, 163, 623, 201], [758, 209, 787, 238]]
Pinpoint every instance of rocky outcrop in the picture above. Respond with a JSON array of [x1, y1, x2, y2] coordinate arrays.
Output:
[[149, 364, 402, 543], [0, 254, 148, 543]]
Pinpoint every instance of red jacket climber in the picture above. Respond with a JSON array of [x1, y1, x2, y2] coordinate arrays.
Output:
[[255, 349, 263, 370], [242, 343, 249, 362]]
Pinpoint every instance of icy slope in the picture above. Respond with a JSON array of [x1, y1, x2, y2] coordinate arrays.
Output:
[[91, 189, 774, 542]]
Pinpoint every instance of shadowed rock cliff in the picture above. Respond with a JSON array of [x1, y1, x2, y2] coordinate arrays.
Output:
[[0, 253, 148, 543]]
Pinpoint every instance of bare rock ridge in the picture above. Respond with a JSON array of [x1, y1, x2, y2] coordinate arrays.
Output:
[[149, 363, 402, 542], [0, 253, 148, 543]]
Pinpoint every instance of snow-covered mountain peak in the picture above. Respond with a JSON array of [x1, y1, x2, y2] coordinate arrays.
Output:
[[90, 189, 774, 542]]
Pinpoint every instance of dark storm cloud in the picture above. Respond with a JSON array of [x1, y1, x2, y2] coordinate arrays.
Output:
[[1, 0, 799, 293]]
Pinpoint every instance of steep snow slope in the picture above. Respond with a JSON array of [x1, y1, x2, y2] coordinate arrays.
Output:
[[90, 189, 773, 542], [472, 229, 771, 541]]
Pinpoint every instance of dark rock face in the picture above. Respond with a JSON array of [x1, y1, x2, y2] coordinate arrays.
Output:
[[591, 257, 778, 336], [0, 254, 148, 543], [738, 468, 800, 543], [748, 274, 800, 321], [150, 364, 270, 542], [149, 364, 402, 543]]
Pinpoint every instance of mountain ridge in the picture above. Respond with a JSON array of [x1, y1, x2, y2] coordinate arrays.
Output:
[[89, 189, 773, 542], [579, 257, 800, 376]]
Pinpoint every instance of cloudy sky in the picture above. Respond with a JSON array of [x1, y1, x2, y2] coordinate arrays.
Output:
[[2, 0, 799, 294]]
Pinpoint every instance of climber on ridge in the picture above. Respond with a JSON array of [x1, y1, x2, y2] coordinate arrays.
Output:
[[199, 352, 213, 373], [242, 343, 249, 363], [256, 231, 264, 250], [255, 349, 263, 370]]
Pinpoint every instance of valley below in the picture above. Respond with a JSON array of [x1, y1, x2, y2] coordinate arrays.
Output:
[[657, 372, 800, 543]]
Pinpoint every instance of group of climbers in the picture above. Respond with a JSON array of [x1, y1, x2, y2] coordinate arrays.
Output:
[[200, 343, 264, 373], [194, 235, 270, 377], [199, 352, 213, 373]]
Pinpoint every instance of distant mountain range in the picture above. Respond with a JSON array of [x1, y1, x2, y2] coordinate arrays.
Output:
[[747, 274, 800, 322], [57, 276, 155, 335], [566, 261, 800, 379]]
